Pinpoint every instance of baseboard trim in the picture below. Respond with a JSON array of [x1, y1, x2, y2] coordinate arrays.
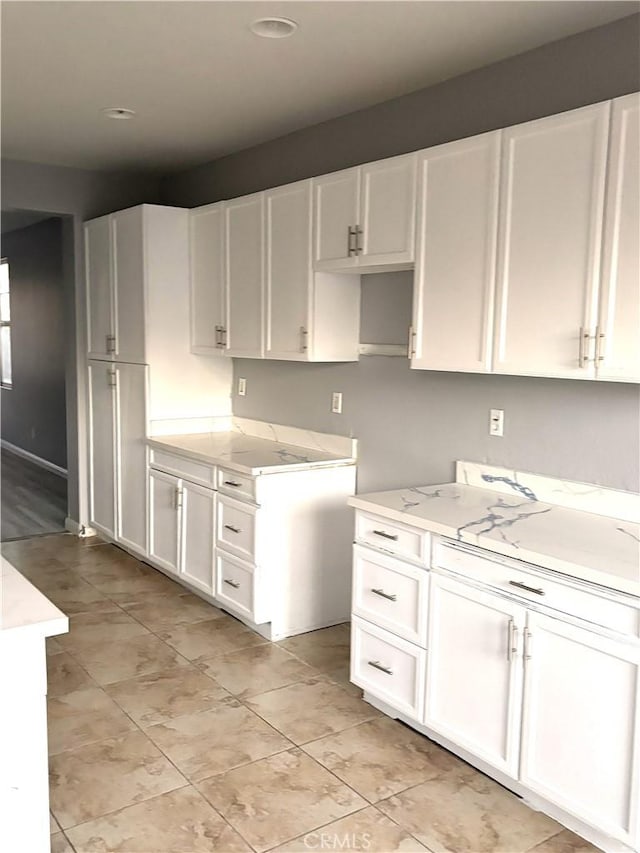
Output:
[[1, 439, 67, 478], [65, 517, 97, 538]]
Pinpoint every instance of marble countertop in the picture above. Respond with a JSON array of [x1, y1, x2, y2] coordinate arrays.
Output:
[[147, 431, 356, 476], [349, 480, 640, 598], [1, 558, 68, 639]]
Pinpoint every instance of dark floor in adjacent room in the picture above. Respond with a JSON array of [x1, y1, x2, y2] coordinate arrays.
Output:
[[1, 449, 67, 541]]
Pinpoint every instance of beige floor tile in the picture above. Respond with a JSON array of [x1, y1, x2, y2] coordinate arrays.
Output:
[[323, 662, 363, 697], [146, 698, 291, 781], [48, 686, 136, 755], [46, 636, 64, 656], [50, 812, 60, 834], [271, 806, 429, 852], [56, 609, 150, 652], [105, 665, 230, 727], [122, 591, 223, 631], [279, 623, 351, 672], [198, 643, 315, 698], [525, 829, 603, 853], [80, 560, 181, 601], [158, 615, 266, 661], [66, 786, 251, 853], [377, 770, 561, 853], [246, 677, 380, 744], [47, 652, 94, 697], [303, 716, 472, 802], [49, 729, 187, 829], [71, 633, 188, 685], [37, 577, 119, 616], [198, 748, 366, 852], [51, 832, 75, 853]]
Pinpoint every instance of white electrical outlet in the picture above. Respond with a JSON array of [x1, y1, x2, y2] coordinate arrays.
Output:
[[238, 377, 247, 397], [331, 392, 343, 414], [489, 409, 504, 437]]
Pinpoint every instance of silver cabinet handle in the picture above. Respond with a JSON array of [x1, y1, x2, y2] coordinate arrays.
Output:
[[215, 325, 223, 347], [507, 619, 518, 661], [578, 327, 591, 367], [524, 629, 533, 661], [372, 529, 398, 541], [224, 524, 241, 534], [407, 325, 416, 359], [223, 578, 240, 589], [173, 486, 183, 510], [106, 333, 116, 353], [347, 225, 357, 256], [595, 325, 605, 363], [371, 588, 397, 602], [107, 368, 117, 388], [354, 225, 363, 255], [223, 480, 242, 488], [368, 660, 392, 675], [300, 326, 308, 353], [508, 580, 545, 596]]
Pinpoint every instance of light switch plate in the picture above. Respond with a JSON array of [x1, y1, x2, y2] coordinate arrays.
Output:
[[489, 409, 504, 437], [238, 377, 247, 397], [331, 392, 343, 414]]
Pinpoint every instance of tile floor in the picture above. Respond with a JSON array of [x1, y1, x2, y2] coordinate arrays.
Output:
[[2, 533, 600, 853]]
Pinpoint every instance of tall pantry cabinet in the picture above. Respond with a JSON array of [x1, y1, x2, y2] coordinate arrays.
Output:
[[85, 205, 231, 554]]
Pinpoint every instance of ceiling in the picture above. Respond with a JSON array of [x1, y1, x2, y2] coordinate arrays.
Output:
[[1, 1, 637, 173]]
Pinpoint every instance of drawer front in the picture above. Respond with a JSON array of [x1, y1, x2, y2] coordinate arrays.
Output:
[[150, 449, 215, 488], [215, 551, 269, 624], [217, 468, 257, 503], [432, 539, 639, 636], [216, 495, 257, 563], [355, 510, 429, 565], [352, 546, 429, 646], [351, 615, 426, 721]]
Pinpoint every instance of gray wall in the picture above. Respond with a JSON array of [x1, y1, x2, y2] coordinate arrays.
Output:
[[1, 159, 162, 523], [1, 218, 67, 468], [162, 15, 640, 494]]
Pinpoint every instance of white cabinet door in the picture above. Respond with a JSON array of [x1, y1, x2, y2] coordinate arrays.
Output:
[[88, 361, 116, 538], [313, 168, 360, 270], [85, 216, 114, 360], [265, 181, 313, 360], [115, 362, 148, 558], [180, 481, 215, 595], [598, 92, 640, 382], [425, 574, 526, 778], [225, 193, 264, 358], [360, 153, 416, 268], [520, 612, 640, 847], [494, 103, 609, 378], [149, 469, 180, 575], [111, 207, 146, 364], [411, 133, 500, 372], [190, 203, 226, 355]]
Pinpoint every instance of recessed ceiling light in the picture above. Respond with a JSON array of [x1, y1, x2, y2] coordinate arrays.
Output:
[[101, 107, 136, 120], [250, 17, 298, 39]]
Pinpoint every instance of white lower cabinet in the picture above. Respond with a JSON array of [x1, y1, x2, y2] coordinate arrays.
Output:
[[215, 551, 268, 625], [424, 573, 525, 778], [149, 469, 180, 576], [181, 481, 215, 595], [350, 515, 640, 852], [520, 611, 640, 847]]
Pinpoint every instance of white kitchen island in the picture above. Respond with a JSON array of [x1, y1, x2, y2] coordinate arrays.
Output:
[[0, 558, 68, 853]]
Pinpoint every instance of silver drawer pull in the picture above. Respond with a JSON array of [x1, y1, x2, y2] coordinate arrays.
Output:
[[223, 578, 240, 589], [224, 524, 241, 534], [224, 480, 242, 487], [371, 588, 397, 602], [372, 529, 398, 541], [367, 660, 393, 675], [509, 580, 545, 596]]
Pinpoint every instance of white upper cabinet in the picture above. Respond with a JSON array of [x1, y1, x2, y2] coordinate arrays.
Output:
[[520, 612, 640, 847], [411, 132, 501, 372], [313, 154, 416, 272], [190, 202, 226, 355], [112, 207, 146, 364], [493, 102, 610, 379], [597, 92, 640, 382], [225, 192, 264, 358], [265, 180, 361, 362], [85, 216, 114, 360]]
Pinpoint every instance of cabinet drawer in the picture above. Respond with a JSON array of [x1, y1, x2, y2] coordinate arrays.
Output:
[[216, 495, 257, 563], [216, 468, 256, 503], [432, 539, 639, 637], [149, 449, 215, 488], [352, 546, 429, 646], [215, 551, 269, 625], [355, 511, 429, 565], [351, 616, 426, 721]]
